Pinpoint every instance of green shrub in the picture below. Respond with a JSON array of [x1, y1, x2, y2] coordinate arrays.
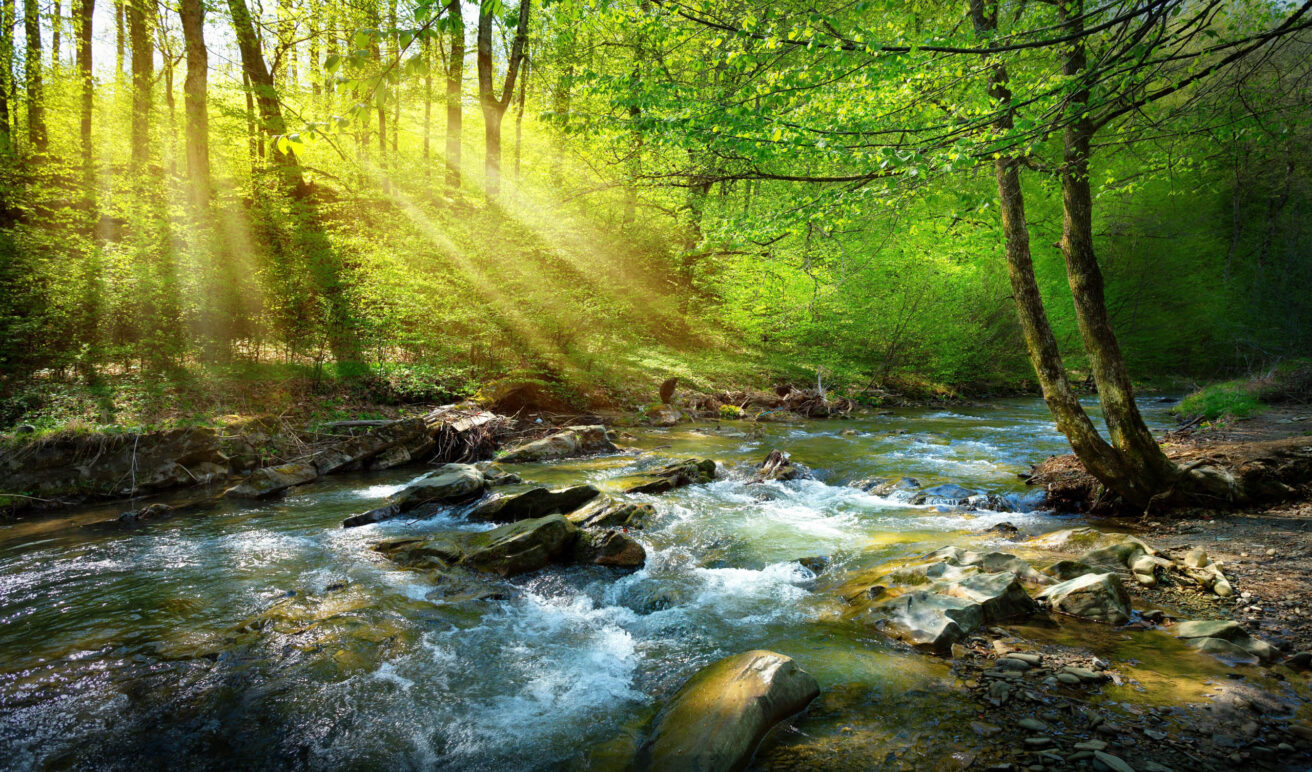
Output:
[[1174, 381, 1264, 420]]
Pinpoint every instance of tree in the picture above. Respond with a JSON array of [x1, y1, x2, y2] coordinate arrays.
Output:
[[178, 0, 209, 198], [127, 0, 153, 167], [445, 0, 464, 188], [476, 0, 529, 197], [227, 0, 304, 190], [76, 0, 93, 176], [23, 0, 45, 152], [0, 0, 13, 153]]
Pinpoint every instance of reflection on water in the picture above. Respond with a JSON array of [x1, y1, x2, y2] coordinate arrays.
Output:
[[0, 398, 1194, 770]]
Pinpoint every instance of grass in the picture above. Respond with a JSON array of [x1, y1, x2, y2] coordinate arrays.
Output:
[[1173, 358, 1312, 421]]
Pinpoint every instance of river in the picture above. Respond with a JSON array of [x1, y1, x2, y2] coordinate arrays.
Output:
[[0, 398, 1187, 770]]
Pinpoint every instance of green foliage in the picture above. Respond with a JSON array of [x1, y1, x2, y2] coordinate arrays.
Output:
[[1175, 382, 1265, 421]]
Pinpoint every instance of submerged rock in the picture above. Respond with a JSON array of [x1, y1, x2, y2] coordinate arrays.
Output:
[[622, 459, 717, 494], [498, 425, 618, 463], [850, 476, 921, 498], [636, 650, 819, 772], [1044, 559, 1096, 582], [1037, 572, 1132, 625], [224, 461, 318, 499], [342, 464, 485, 527], [467, 485, 600, 522], [117, 502, 175, 525], [913, 483, 977, 505], [922, 546, 1052, 588], [566, 495, 654, 529], [1174, 619, 1278, 664]]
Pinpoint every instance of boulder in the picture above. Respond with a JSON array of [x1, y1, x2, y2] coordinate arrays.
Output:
[[342, 464, 485, 527], [1174, 620, 1278, 663], [751, 449, 809, 483], [1044, 559, 1096, 581], [573, 529, 646, 568], [311, 417, 432, 475], [467, 485, 600, 522], [636, 650, 820, 772], [566, 495, 654, 529], [376, 514, 580, 577], [872, 590, 985, 651], [223, 461, 319, 499], [850, 477, 920, 498], [923, 546, 1051, 588], [622, 459, 717, 494], [1037, 572, 1132, 625], [650, 405, 684, 427], [498, 425, 618, 463], [933, 571, 1037, 623]]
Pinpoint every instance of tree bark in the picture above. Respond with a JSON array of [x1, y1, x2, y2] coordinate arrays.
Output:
[[423, 34, 432, 179], [23, 0, 46, 151], [179, 0, 209, 199], [228, 0, 304, 190], [1056, 0, 1179, 503], [128, 0, 152, 168], [514, 55, 527, 184], [2, 0, 16, 153], [76, 0, 93, 175], [51, 0, 62, 63], [444, 0, 463, 188], [115, 0, 124, 73], [476, 0, 528, 198]]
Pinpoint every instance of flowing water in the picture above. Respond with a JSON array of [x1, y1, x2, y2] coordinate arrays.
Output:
[[0, 397, 1229, 770]]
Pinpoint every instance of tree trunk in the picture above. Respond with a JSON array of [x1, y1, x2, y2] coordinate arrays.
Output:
[[228, 0, 303, 190], [115, 0, 124, 73], [423, 34, 432, 179], [476, 0, 529, 198], [23, 0, 46, 151], [179, 0, 209, 199], [1056, 0, 1179, 503], [76, 0, 93, 175], [968, 0, 1164, 508], [51, 0, 61, 64], [514, 56, 527, 184], [128, 0, 152, 168], [388, 0, 398, 155], [2, 0, 16, 153], [445, 0, 463, 188]]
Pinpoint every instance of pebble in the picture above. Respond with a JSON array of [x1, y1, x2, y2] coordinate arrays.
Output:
[[1093, 750, 1136, 772], [1074, 740, 1108, 751], [1063, 666, 1103, 682], [1018, 718, 1048, 732], [1023, 737, 1053, 748], [1057, 672, 1081, 685], [971, 720, 1002, 738], [1009, 652, 1043, 666], [997, 657, 1032, 671]]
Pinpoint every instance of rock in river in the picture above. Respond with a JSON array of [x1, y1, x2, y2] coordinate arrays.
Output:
[[377, 514, 581, 577], [1037, 572, 1132, 625], [622, 459, 717, 494], [1174, 619, 1278, 664], [636, 650, 819, 772], [224, 461, 319, 499], [566, 495, 654, 529], [342, 463, 485, 527], [497, 425, 618, 463], [752, 449, 809, 483], [376, 514, 646, 577], [466, 485, 600, 522]]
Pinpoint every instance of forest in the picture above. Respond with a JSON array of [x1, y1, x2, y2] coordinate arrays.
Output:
[[2, 1, 1312, 770]]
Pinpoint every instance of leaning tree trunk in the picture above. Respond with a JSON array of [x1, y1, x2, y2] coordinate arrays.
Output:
[[227, 0, 304, 191], [179, 0, 209, 199], [23, 0, 46, 151], [445, 0, 463, 189], [128, 0, 152, 168], [1056, 0, 1179, 503], [968, 0, 1162, 508], [76, 0, 93, 176]]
